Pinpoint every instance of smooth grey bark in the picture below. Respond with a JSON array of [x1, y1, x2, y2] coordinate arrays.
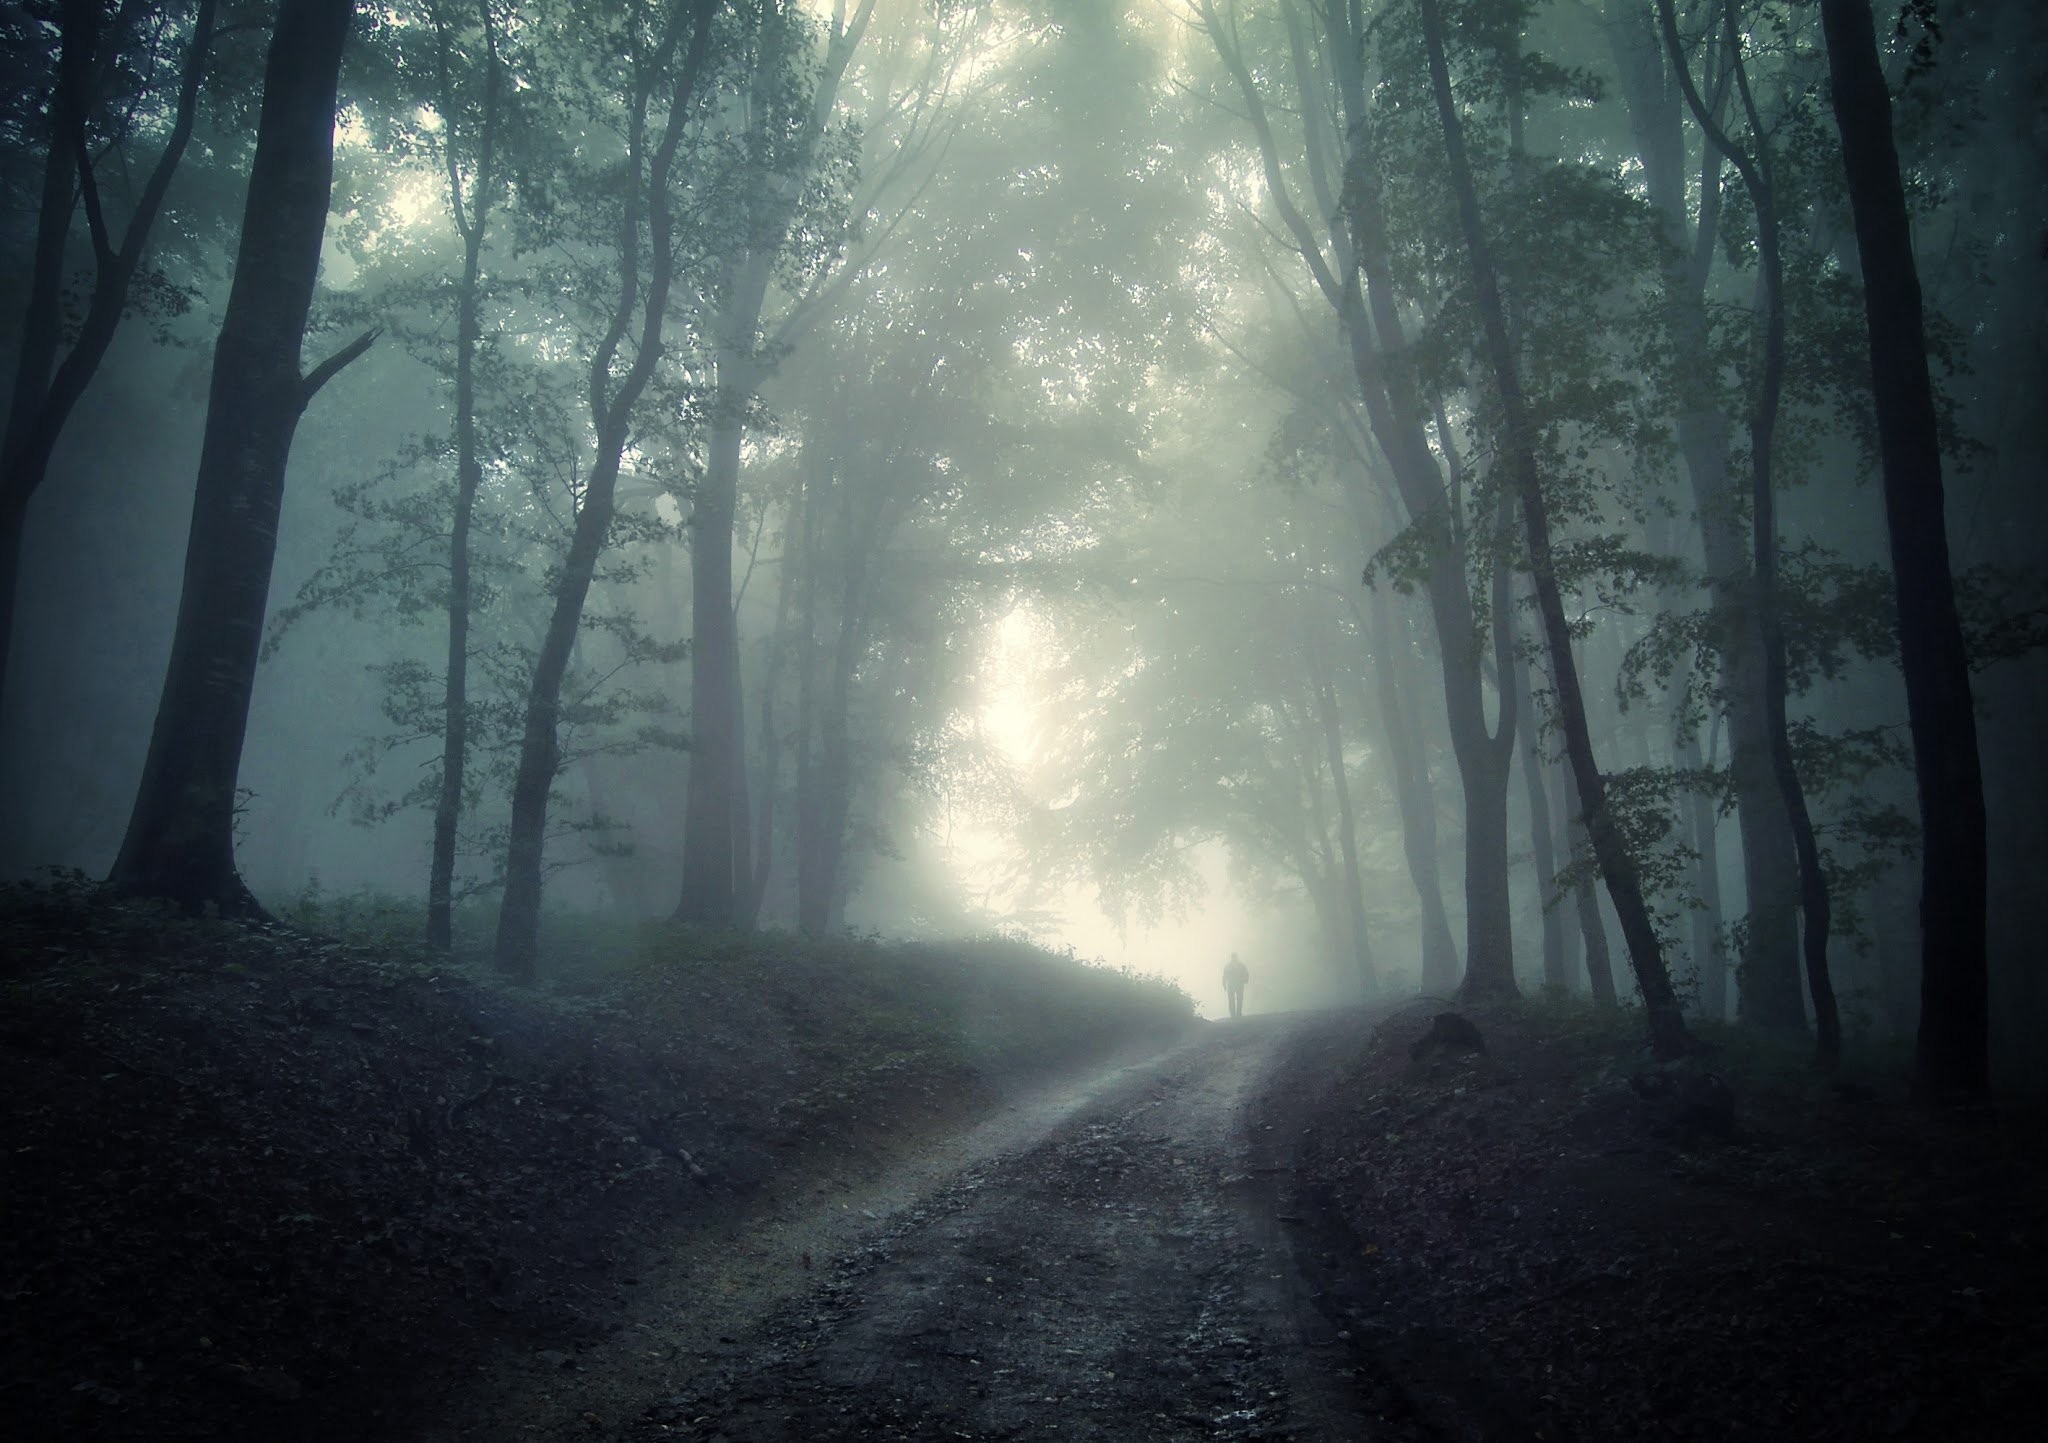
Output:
[[1419, 0, 1687, 1055], [1606, 3, 1807, 1034], [427, 0, 502, 951], [107, 0, 366, 912], [1818, 0, 1988, 1099], [1659, 0, 1839, 1065], [1, 0, 215, 717], [494, 0, 719, 981]]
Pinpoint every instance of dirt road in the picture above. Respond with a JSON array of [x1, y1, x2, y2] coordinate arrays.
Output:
[[433, 1011, 1399, 1442]]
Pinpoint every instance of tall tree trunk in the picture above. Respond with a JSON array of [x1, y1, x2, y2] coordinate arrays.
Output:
[[1363, 594, 1459, 989], [1278, 683, 1347, 978], [1340, 131, 1517, 1005], [674, 286, 760, 929], [1311, 637, 1376, 995], [1709, 514, 1805, 1029], [795, 732, 852, 936], [1, 0, 215, 714], [1558, 761, 1619, 1004], [427, 0, 502, 951], [739, 494, 800, 929], [1659, 0, 1839, 1065], [675, 0, 877, 928], [1818, 0, 1988, 1099], [1203, 0, 1517, 997], [1676, 717, 1728, 1020], [1420, 0, 1688, 1056], [727, 612, 752, 916], [1300, 869, 1343, 978], [791, 453, 826, 930], [758, 445, 830, 926], [796, 503, 869, 935], [0, 0, 94, 722], [494, 0, 718, 982], [1514, 648, 1567, 992], [1607, 4, 1807, 1034], [427, 238, 484, 949], [106, 0, 364, 913], [1551, 771, 1585, 977]]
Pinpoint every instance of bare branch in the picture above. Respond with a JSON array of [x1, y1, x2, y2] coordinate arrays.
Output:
[[300, 327, 382, 408]]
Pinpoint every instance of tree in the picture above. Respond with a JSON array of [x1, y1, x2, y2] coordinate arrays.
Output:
[[1559, 759, 1620, 1005], [1308, 619, 1378, 994], [423, 0, 509, 950], [1196, 0, 1521, 1000], [107, 0, 373, 913], [1512, 626, 1567, 992], [1817, 0, 1987, 1098], [1, 0, 217, 713], [1658, 0, 1839, 1065], [1604, 0, 1808, 1033], [1417, 0, 1689, 1056], [673, 0, 878, 930], [1364, 588, 1461, 990], [1673, 696, 1729, 1019], [493, 0, 721, 982]]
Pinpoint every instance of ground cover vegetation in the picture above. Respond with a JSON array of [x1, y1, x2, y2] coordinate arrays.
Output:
[[0, 873, 1193, 1438], [1256, 999, 2047, 1441], [2, 0, 2045, 1433]]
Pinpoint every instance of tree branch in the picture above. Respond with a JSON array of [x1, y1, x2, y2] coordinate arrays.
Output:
[[300, 327, 382, 408]]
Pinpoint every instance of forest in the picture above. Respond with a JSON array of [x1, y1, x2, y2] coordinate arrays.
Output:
[[6, 0, 2042, 1086], [4, 0, 2047, 1436]]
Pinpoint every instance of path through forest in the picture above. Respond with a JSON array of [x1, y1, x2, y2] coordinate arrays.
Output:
[[419, 995, 2048, 1443], [424, 1012, 1408, 1442]]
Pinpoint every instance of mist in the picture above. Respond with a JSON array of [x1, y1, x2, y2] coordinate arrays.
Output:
[[3, 0, 2044, 1087]]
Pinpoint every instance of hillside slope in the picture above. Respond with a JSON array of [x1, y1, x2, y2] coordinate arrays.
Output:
[[0, 879, 1192, 1441]]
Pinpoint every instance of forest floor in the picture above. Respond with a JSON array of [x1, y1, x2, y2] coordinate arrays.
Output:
[[1263, 998, 2048, 1442], [4, 878, 2043, 1442], [0, 878, 1192, 1441]]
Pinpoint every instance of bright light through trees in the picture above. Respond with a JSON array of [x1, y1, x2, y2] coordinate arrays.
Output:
[[4, 0, 2037, 1085]]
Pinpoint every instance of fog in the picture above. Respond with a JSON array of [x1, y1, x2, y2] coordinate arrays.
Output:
[[2, 0, 2042, 1083]]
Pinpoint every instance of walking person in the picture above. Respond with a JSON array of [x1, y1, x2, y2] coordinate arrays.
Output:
[[1222, 953, 1249, 1018]]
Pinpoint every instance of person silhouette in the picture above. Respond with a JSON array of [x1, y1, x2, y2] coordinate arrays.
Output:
[[1222, 953, 1249, 1018]]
